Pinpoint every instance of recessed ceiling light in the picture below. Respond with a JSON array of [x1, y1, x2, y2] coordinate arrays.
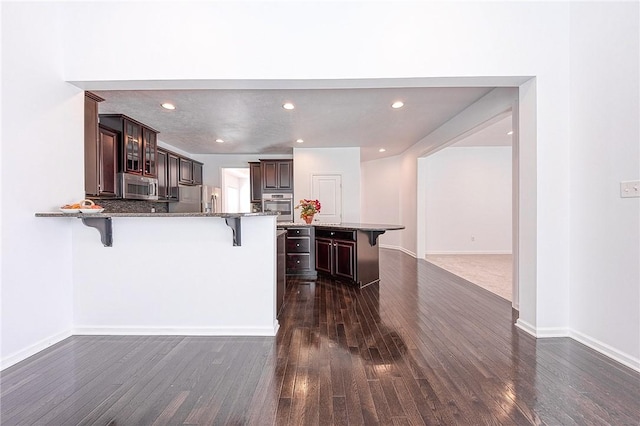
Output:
[[391, 101, 404, 109], [161, 103, 176, 110], [296, 139, 304, 143], [282, 102, 295, 110], [215, 139, 224, 143], [379, 148, 386, 153], [507, 130, 514, 135]]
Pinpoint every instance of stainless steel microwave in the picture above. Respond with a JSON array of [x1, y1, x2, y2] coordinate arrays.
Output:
[[117, 173, 158, 201]]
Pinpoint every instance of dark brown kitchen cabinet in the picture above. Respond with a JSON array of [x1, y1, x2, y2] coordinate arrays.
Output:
[[249, 162, 262, 203], [315, 228, 366, 284], [179, 157, 193, 184], [192, 161, 203, 185], [85, 92, 118, 198], [334, 240, 356, 281], [315, 238, 333, 275], [123, 119, 142, 174], [179, 157, 203, 185], [96, 125, 118, 197], [167, 153, 180, 199], [157, 149, 167, 198], [262, 160, 293, 191], [284, 226, 316, 278], [157, 148, 180, 201], [99, 114, 159, 177], [315, 237, 355, 280], [142, 127, 157, 177]]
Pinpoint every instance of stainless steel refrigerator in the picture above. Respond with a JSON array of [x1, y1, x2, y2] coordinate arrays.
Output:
[[169, 185, 221, 213]]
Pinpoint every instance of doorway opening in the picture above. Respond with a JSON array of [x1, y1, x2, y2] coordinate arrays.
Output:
[[221, 167, 250, 213], [421, 111, 516, 303]]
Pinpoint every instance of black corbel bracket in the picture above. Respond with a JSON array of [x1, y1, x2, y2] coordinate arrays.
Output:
[[225, 217, 242, 246], [80, 217, 113, 247], [365, 230, 386, 246]]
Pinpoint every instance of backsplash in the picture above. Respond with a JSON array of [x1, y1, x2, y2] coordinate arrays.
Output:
[[92, 199, 169, 213]]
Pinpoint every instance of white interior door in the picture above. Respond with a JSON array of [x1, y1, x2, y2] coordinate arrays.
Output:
[[312, 174, 342, 223]]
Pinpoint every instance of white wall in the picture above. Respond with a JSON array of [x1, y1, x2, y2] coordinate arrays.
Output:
[[361, 156, 402, 249], [1, 2, 80, 367], [293, 148, 361, 223], [73, 216, 277, 335], [1, 1, 638, 370], [424, 147, 512, 254], [567, 2, 640, 368]]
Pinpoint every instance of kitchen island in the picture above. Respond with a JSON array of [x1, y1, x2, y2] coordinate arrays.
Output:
[[278, 222, 404, 287], [35, 212, 281, 337]]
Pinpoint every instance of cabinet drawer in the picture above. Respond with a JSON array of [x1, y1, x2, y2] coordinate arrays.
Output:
[[287, 254, 310, 270], [315, 228, 356, 241], [286, 237, 310, 253], [287, 227, 310, 237]]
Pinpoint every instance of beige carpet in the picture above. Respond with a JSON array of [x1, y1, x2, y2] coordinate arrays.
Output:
[[425, 254, 513, 301]]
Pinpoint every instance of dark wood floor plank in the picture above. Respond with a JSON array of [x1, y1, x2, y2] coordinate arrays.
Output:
[[2, 249, 639, 425]]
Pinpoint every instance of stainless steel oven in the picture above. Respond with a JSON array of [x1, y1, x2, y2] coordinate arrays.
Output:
[[262, 193, 293, 222], [117, 173, 158, 201]]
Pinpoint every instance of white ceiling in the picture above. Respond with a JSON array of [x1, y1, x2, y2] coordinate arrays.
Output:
[[94, 86, 499, 162]]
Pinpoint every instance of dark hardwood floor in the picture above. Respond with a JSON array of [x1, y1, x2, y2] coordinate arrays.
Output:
[[2, 249, 639, 425]]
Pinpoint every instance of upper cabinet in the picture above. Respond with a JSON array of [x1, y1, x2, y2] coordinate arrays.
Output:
[[262, 159, 293, 192], [178, 156, 203, 186], [85, 92, 118, 197], [249, 162, 262, 203], [99, 114, 159, 178], [192, 161, 203, 185], [157, 148, 180, 201], [142, 127, 157, 177], [179, 157, 193, 184]]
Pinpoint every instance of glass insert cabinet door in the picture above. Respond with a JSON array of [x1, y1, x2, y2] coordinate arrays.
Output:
[[124, 120, 142, 174], [143, 127, 157, 177]]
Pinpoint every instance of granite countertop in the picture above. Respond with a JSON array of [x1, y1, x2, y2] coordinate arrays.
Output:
[[35, 212, 278, 218], [277, 222, 404, 231]]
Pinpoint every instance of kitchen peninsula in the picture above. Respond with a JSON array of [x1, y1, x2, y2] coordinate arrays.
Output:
[[36, 212, 281, 337]]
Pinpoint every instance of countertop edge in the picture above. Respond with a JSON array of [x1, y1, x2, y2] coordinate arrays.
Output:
[[35, 212, 278, 218], [277, 222, 405, 231]]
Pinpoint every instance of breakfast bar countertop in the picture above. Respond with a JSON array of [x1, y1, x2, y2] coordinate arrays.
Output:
[[276, 222, 404, 231], [35, 211, 279, 247], [35, 212, 277, 218]]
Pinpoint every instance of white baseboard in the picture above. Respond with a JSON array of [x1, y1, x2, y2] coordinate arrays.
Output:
[[73, 325, 279, 337], [514, 321, 639, 373], [1, 329, 72, 371], [425, 250, 513, 255], [380, 244, 417, 258], [516, 319, 570, 338], [569, 329, 640, 373], [514, 318, 538, 337]]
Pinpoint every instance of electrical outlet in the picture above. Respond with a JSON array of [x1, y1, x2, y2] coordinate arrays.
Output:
[[471, 236, 475, 242], [620, 180, 640, 198]]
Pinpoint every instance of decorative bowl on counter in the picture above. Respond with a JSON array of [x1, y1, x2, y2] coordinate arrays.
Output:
[[60, 208, 80, 213]]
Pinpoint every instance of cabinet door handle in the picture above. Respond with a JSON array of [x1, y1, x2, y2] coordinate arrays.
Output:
[[296, 244, 300, 247]]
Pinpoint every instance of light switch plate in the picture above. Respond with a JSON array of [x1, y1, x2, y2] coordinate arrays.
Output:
[[620, 180, 640, 198]]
